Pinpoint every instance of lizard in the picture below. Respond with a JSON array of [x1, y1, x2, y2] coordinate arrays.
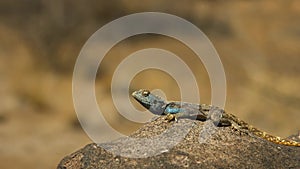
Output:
[[132, 89, 300, 147]]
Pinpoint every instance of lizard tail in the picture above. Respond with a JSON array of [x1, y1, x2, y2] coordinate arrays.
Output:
[[249, 127, 300, 147], [223, 113, 300, 147]]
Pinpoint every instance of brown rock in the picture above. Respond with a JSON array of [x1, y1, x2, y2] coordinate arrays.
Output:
[[57, 117, 300, 169]]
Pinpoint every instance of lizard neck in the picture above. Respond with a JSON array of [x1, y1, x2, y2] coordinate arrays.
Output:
[[148, 99, 167, 115]]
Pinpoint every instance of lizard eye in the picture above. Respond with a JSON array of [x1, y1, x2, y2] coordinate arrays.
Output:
[[142, 90, 150, 97]]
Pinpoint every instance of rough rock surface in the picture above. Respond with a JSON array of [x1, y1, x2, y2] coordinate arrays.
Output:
[[57, 117, 300, 169]]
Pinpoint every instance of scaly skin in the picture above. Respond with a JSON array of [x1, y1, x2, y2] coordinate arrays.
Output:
[[132, 89, 300, 147]]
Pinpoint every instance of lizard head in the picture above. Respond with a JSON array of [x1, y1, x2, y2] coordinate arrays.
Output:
[[132, 89, 167, 115]]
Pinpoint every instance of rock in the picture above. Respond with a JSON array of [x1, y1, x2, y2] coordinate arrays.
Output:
[[57, 117, 300, 169]]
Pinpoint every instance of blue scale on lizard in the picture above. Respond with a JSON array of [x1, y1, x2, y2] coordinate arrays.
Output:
[[165, 106, 181, 114]]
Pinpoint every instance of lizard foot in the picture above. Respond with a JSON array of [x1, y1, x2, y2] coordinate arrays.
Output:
[[165, 114, 178, 122]]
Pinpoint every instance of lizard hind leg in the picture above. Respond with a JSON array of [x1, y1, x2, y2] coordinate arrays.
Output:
[[229, 121, 253, 136]]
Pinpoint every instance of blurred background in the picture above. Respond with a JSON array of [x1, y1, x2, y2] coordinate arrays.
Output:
[[1, 1, 300, 168]]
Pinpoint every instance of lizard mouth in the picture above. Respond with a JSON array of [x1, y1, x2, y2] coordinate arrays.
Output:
[[135, 99, 151, 109], [131, 91, 151, 109]]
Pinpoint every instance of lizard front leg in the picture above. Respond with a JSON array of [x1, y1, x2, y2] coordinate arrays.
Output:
[[165, 113, 179, 122], [164, 102, 182, 122], [164, 102, 208, 122]]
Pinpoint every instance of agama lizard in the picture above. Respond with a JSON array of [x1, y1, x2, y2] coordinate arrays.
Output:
[[132, 89, 300, 147]]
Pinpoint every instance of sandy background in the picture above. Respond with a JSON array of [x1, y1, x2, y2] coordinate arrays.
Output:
[[1, 1, 300, 168]]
